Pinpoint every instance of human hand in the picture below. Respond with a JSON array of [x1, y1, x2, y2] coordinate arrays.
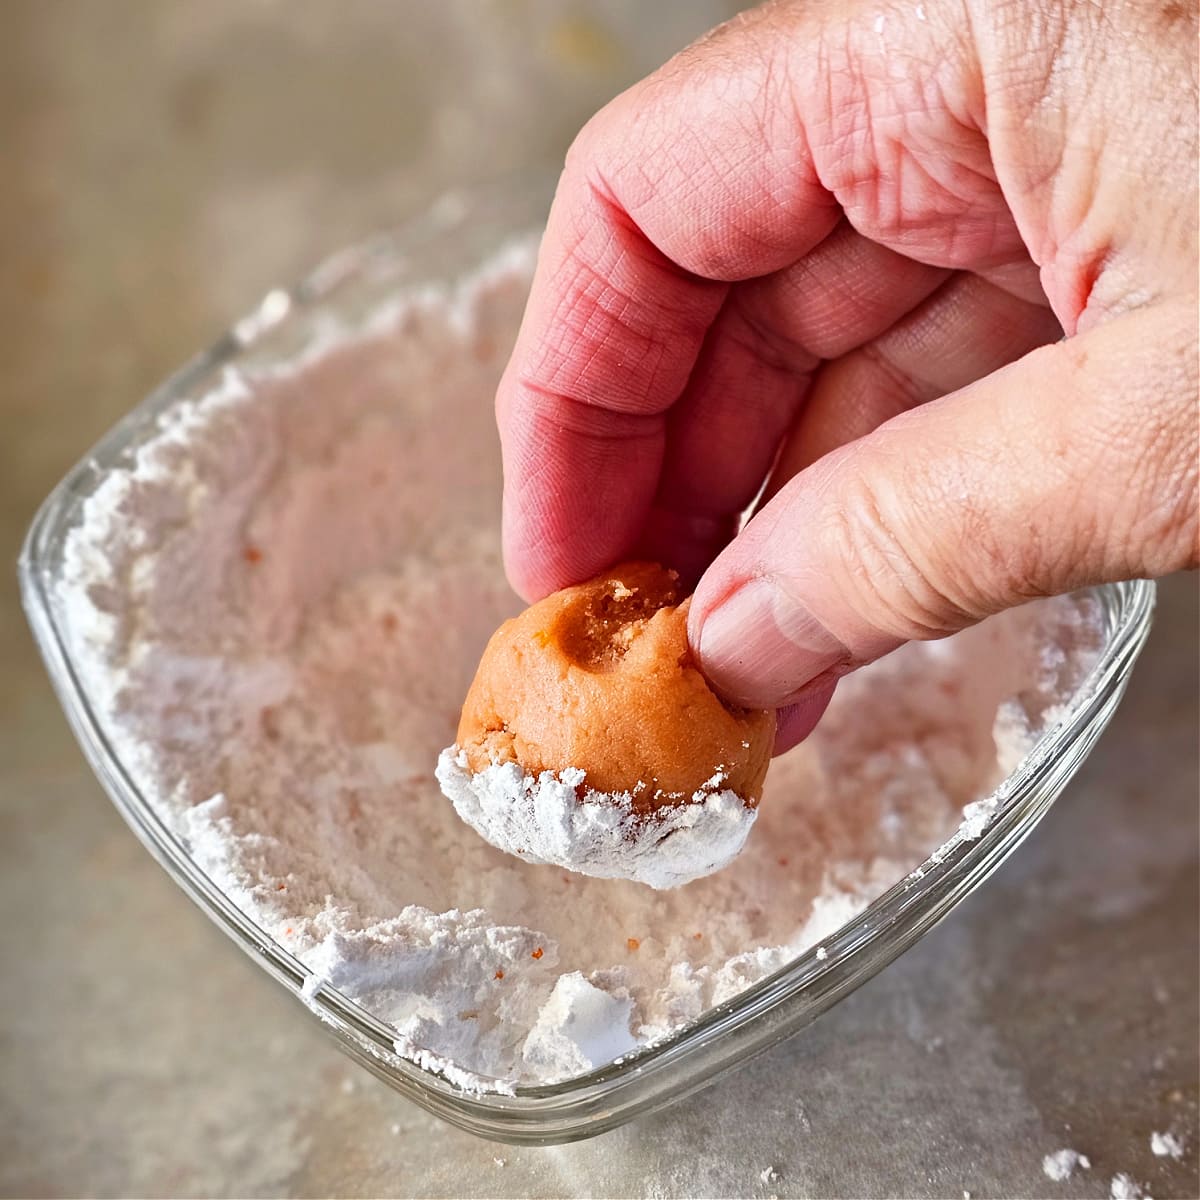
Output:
[[497, 0, 1198, 751]]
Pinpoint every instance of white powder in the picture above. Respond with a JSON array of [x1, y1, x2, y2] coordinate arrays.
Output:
[[1149, 1130, 1184, 1159], [1110, 1173, 1150, 1200], [435, 751, 758, 889], [1043, 1148, 1091, 1181], [522, 972, 639, 1076], [58, 240, 1104, 1092]]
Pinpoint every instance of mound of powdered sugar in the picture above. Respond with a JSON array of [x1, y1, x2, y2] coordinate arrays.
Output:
[[58, 240, 1105, 1091]]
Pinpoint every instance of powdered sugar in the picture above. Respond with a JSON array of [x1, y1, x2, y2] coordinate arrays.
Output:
[[959, 795, 1002, 841], [1149, 1130, 1184, 1159], [1110, 1173, 1149, 1199], [522, 972, 639, 1077], [435, 750, 758, 889], [57, 239, 1104, 1091], [1043, 1148, 1091, 1181]]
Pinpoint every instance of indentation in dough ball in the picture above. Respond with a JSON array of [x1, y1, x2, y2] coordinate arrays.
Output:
[[553, 572, 674, 672]]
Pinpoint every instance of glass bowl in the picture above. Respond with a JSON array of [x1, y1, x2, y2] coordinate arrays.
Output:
[[19, 184, 1156, 1145]]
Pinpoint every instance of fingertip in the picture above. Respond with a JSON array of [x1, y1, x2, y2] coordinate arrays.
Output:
[[501, 490, 573, 603], [772, 679, 838, 755], [502, 555, 540, 605]]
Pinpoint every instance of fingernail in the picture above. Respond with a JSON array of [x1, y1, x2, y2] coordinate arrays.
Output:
[[696, 577, 848, 708]]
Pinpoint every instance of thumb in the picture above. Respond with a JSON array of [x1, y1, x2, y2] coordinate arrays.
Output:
[[689, 303, 1198, 710]]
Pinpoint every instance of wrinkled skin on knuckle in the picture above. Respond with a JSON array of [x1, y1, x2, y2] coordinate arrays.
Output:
[[962, 0, 1197, 589], [977, 0, 1198, 329], [572, 5, 822, 282], [1088, 310, 1200, 577], [796, 2, 1020, 269], [822, 397, 1101, 636], [577, 0, 1017, 281], [937, 458, 1052, 609], [814, 440, 979, 648]]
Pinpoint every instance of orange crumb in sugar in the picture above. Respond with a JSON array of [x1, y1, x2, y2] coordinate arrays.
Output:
[[242, 545, 263, 564], [627, 938, 640, 952], [494, 969, 504, 980], [530, 947, 543, 960], [259, 705, 282, 741]]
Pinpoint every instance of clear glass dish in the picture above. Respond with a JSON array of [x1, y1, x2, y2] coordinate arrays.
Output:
[[19, 183, 1156, 1145]]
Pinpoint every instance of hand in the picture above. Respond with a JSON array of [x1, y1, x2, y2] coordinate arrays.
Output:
[[497, 0, 1198, 751]]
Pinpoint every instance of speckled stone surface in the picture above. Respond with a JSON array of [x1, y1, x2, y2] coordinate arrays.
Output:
[[2, 3, 1196, 1197]]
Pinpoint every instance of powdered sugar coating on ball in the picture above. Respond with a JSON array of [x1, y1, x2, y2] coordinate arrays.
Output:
[[436, 748, 757, 889]]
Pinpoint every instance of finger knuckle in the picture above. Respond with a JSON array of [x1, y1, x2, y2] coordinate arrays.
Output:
[[1089, 318, 1200, 575], [820, 444, 980, 643]]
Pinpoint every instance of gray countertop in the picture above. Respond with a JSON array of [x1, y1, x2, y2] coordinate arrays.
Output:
[[2, 3, 1196, 1197]]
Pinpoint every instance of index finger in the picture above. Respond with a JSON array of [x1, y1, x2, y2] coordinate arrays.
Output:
[[497, 7, 837, 600]]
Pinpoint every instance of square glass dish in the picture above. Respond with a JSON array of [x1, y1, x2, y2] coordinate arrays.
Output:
[[20, 183, 1155, 1145]]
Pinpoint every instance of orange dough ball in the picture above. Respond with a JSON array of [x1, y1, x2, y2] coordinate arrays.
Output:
[[456, 562, 774, 808]]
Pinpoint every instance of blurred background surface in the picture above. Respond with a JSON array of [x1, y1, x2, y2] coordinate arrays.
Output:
[[1, 2, 1196, 1196]]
